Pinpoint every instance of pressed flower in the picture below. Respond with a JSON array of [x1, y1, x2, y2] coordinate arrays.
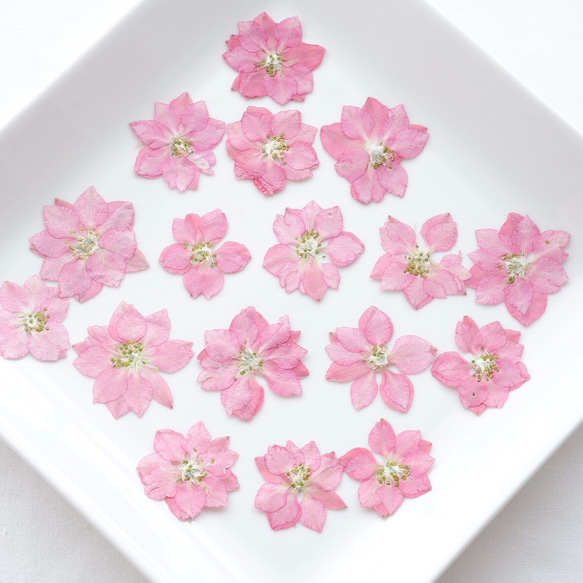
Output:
[[73, 302, 194, 419], [29, 186, 149, 303], [159, 209, 251, 299], [130, 92, 225, 192], [223, 12, 325, 105], [466, 213, 569, 326], [255, 440, 346, 532], [0, 276, 70, 361], [197, 306, 308, 421], [340, 419, 434, 518], [431, 315, 530, 415], [263, 201, 364, 300], [137, 421, 239, 520], [320, 97, 429, 204], [226, 106, 319, 196], [325, 307, 435, 412], [370, 213, 471, 309]]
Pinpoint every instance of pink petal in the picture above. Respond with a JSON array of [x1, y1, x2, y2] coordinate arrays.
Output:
[[220, 375, 264, 421], [142, 368, 173, 409], [402, 277, 433, 309], [57, 259, 92, 298], [285, 141, 319, 172], [231, 307, 267, 346], [341, 104, 374, 141], [43, 204, 80, 240], [350, 371, 379, 410], [373, 483, 405, 516], [334, 326, 369, 355], [505, 290, 547, 326], [263, 244, 298, 276], [183, 264, 225, 298], [326, 333, 370, 366], [320, 122, 359, 160], [29, 230, 68, 259], [129, 120, 169, 147], [325, 361, 371, 382], [198, 209, 228, 242], [420, 213, 458, 252], [98, 229, 136, 259], [75, 187, 109, 228], [73, 345, 112, 377], [334, 148, 369, 183], [154, 429, 187, 461], [215, 242, 251, 274], [265, 443, 299, 475], [267, 493, 301, 530], [371, 255, 410, 290], [308, 487, 346, 510], [325, 232, 364, 267], [261, 362, 303, 396], [85, 249, 127, 287], [390, 127, 429, 159], [203, 329, 240, 363], [313, 206, 343, 240], [265, 74, 297, 105], [273, 210, 306, 244], [28, 330, 68, 361], [299, 260, 329, 301], [368, 419, 396, 457], [159, 243, 191, 274], [339, 447, 378, 480], [255, 483, 289, 512], [390, 335, 436, 374], [143, 310, 171, 347], [93, 368, 128, 404], [431, 352, 470, 388], [359, 306, 393, 346], [504, 277, 534, 316], [357, 478, 383, 509], [162, 157, 197, 192], [379, 370, 414, 412], [172, 484, 207, 520], [110, 303, 147, 342], [379, 217, 417, 255], [298, 497, 327, 532], [149, 339, 193, 373]]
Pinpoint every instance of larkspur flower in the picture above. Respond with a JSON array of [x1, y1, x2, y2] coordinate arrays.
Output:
[[370, 213, 471, 309], [223, 12, 325, 105], [73, 302, 193, 419], [226, 106, 319, 196], [431, 316, 530, 415], [0, 276, 70, 361], [29, 187, 149, 303], [466, 213, 569, 326], [159, 209, 251, 299], [263, 201, 364, 300], [325, 307, 435, 412], [137, 421, 239, 521], [130, 92, 225, 192], [255, 440, 346, 532], [340, 419, 434, 518], [320, 97, 429, 204], [197, 306, 308, 421]]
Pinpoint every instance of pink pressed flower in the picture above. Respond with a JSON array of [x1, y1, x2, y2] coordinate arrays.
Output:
[[370, 213, 471, 309], [263, 201, 364, 300], [0, 276, 70, 361], [226, 106, 319, 196], [223, 12, 325, 105], [340, 419, 434, 518], [320, 97, 429, 204], [29, 186, 149, 303], [197, 306, 308, 421], [466, 213, 569, 326], [325, 307, 435, 412], [255, 440, 346, 532], [130, 92, 225, 192], [159, 209, 251, 299], [137, 421, 239, 521], [431, 315, 530, 415], [73, 302, 194, 419]]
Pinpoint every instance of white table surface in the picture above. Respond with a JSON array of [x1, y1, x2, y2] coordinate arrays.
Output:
[[1, 1, 582, 581]]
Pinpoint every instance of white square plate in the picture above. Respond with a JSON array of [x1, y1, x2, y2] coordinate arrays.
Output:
[[1, 1, 582, 581]]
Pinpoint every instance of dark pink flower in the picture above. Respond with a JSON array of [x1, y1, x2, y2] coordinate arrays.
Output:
[[325, 307, 435, 412], [370, 213, 471, 309], [263, 201, 364, 300], [0, 276, 70, 361], [197, 306, 308, 421], [159, 209, 251, 299], [320, 97, 429, 203], [466, 213, 569, 326], [340, 419, 434, 518], [29, 186, 149, 303], [226, 106, 319, 196], [255, 440, 346, 532], [73, 302, 194, 419], [431, 315, 530, 415], [130, 92, 225, 192], [137, 421, 239, 521], [223, 12, 325, 105]]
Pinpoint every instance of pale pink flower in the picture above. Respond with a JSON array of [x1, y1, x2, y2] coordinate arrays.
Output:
[[431, 315, 530, 415], [255, 440, 346, 532], [325, 307, 435, 412], [0, 276, 70, 361], [226, 106, 319, 196], [73, 302, 194, 419], [263, 201, 364, 300], [197, 306, 308, 421], [370, 213, 471, 309], [223, 12, 325, 105], [29, 186, 149, 303], [159, 209, 251, 299], [137, 421, 239, 521], [130, 92, 225, 192], [467, 213, 569, 326], [340, 419, 434, 518], [320, 97, 429, 204]]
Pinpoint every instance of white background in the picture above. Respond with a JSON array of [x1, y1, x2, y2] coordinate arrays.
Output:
[[0, 1, 582, 581]]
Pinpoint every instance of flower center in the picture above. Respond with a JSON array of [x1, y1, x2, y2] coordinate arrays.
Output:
[[295, 229, 324, 259], [19, 309, 50, 334], [262, 134, 289, 163], [111, 341, 145, 371], [365, 140, 397, 169], [498, 252, 529, 283], [287, 462, 311, 492], [256, 51, 284, 77], [367, 344, 389, 370], [185, 241, 217, 267], [237, 344, 263, 376], [178, 457, 207, 485], [404, 245, 432, 278], [69, 227, 99, 260], [171, 137, 194, 158], [376, 461, 411, 487], [471, 350, 500, 382]]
